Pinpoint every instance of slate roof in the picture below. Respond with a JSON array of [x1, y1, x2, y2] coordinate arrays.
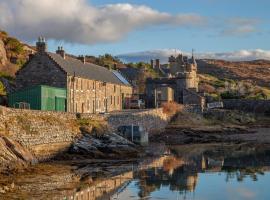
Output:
[[47, 52, 128, 86], [112, 70, 131, 86]]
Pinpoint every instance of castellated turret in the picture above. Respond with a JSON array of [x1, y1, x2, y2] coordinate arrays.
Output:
[[169, 53, 199, 92]]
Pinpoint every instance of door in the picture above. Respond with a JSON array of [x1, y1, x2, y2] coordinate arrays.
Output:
[[55, 97, 66, 112]]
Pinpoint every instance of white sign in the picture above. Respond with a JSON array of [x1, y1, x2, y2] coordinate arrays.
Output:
[[207, 102, 224, 109]]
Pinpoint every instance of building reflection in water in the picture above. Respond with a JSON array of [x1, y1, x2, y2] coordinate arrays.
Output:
[[64, 145, 270, 200]]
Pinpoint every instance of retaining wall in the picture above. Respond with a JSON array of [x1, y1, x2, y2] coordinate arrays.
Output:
[[0, 107, 170, 165], [223, 99, 270, 114]]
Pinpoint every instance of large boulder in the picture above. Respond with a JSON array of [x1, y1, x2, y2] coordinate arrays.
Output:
[[0, 39, 7, 65], [71, 133, 139, 158], [0, 136, 37, 172]]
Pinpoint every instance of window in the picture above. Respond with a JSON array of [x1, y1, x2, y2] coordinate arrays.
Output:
[[114, 96, 115, 106], [81, 79, 83, 90], [111, 96, 113, 105], [75, 79, 78, 89], [82, 103, 84, 113], [92, 81, 95, 89], [114, 85, 116, 93]]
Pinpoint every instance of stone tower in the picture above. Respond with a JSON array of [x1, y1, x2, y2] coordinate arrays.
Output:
[[169, 53, 199, 92]]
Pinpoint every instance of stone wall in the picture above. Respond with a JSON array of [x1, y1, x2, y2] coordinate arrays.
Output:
[[0, 106, 171, 170], [223, 99, 270, 114], [15, 53, 67, 90], [106, 109, 171, 133], [0, 106, 78, 161]]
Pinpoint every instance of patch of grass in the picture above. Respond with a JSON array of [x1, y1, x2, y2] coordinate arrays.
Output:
[[162, 102, 184, 116], [0, 81, 6, 96], [15, 115, 32, 134], [76, 118, 108, 135], [0, 72, 14, 81]]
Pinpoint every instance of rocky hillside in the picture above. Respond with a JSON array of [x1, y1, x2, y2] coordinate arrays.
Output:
[[0, 31, 34, 76], [197, 59, 270, 88], [197, 59, 270, 100], [0, 31, 34, 97]]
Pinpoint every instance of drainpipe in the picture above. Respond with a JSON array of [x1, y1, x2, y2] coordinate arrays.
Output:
[[131, 124, 134, 142], [94, 81, 96, 114], [72, 72, 75, 113], [154, 88, 157, 108], [104, 82, 108, 113]]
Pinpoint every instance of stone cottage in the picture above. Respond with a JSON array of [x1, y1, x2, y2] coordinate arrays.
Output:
[[146, 54, 205, 108], [13, 37, 132, 113]]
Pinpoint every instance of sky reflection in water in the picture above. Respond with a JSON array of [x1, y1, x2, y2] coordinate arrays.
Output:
[[112, 144, 270, 200]]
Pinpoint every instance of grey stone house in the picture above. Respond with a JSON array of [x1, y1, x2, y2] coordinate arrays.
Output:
[[14, 38, 132, 113]]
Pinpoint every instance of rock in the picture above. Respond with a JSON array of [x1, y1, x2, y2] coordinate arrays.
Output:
[[0, 39, 7, 65], [3, 186, 9, 191], [0, 136, 37, 172], [71, 133, 139, 158], [0, 187, 5, 194]]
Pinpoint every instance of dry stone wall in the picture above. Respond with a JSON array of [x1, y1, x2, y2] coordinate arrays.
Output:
[[0, 106, 170, 171], [223, 99, 270, 114], [106, 109, 171, 133], [0, 106, 79, 161]]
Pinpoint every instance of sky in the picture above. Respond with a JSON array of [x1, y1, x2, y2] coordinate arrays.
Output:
[[0, 0, 270, 62]]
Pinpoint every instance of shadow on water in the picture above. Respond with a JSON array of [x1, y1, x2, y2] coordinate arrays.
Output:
[[2, 143, 270, 200]]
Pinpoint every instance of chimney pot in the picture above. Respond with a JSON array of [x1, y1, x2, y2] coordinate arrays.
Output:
[[36, 36, 47, 53], [56, 46, 65, 59]]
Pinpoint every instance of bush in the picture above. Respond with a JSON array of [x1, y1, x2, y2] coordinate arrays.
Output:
[[162, 102, 184, 116], [4, 37, 24, 54], [220, 91, 240, 99], [0, 72, 14, 81], [0, 81, 6, 96]]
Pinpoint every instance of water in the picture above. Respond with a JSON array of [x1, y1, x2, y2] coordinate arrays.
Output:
[[1, 143, 270, 200], [109, 144, 270, 200]]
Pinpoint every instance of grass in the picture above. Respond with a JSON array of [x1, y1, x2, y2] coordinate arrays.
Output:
[[199, 73, 270, 100], [76, 118, 108, 135], [162, 102, 184, 116]]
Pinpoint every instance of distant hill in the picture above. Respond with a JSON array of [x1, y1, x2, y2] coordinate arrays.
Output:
[[197, 59, 270, 100], [197, 59, 270, 88], [0, 30, 269, 100]]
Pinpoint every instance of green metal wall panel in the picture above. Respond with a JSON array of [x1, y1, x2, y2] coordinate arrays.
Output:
[[41, 85, 67, 111], [55, 97, 66, 111], [8, 85, 67, 112], [8, 85, 42, 110]]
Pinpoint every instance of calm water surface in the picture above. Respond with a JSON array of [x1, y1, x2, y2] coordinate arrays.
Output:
[[109, 144, 270, 200], [1, 144, 270, 200]]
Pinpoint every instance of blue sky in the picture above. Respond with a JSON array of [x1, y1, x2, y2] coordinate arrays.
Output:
[[1, 0, 270, 61], [78, 0, 270, 55]]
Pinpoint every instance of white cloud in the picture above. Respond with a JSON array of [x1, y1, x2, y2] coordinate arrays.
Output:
[[0, 0, 206, 44], [118, 49, 270, 63], [221, 17, 260, 36]]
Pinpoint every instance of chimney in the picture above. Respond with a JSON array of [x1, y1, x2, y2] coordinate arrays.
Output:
[[36, 37, 47, 53], [77, 55, 86, 64], [155, 59, 160, 70], [150, 59, 154, 69], [56, 46, 66, 59]]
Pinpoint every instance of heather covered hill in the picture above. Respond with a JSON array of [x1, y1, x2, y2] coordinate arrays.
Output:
[[197, 59, 270, 88], [0, 30, 34, 77]]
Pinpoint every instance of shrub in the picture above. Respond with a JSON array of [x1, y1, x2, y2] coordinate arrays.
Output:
[[220, 91, 240, 99], [162, 102, 184, 116], [0, 81, 6, 96], [4, 37, 24, 54]]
